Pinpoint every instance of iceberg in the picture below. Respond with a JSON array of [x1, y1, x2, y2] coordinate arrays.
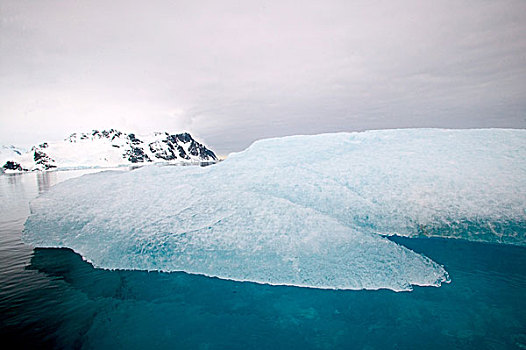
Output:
[[23, 129, 526, 291]]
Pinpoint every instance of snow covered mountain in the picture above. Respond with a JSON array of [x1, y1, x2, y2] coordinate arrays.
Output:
[[1, 129, 217, 172], [0, 145, 27, 173], [0, 145, 25, 162]]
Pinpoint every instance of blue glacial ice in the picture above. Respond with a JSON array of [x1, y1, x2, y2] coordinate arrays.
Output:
[[23, 129, 526, 291]]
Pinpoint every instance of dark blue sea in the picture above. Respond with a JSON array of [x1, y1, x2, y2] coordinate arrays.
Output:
[[1, 170, 525, 349]]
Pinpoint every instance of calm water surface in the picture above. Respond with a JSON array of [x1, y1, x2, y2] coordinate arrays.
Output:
[[1, 169, 525, 349]]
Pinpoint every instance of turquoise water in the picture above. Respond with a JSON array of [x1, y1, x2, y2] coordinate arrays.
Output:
[[1, 170, 525, 349]]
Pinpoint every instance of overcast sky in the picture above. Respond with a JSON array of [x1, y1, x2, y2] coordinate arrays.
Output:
[[1, 0, 525, 154]]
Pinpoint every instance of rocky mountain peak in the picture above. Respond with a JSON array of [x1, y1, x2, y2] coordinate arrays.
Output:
[[2, 129, 217, 172]]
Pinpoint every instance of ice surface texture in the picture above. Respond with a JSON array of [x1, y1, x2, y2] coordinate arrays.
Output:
[[23, 129, 526, 291]]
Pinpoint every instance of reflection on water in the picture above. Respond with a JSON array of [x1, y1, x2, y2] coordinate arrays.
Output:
[[36, 171, 55, 194], [11, 239, 526, 349], [6, 174, 20, 186], [1, 169, 526, 349]]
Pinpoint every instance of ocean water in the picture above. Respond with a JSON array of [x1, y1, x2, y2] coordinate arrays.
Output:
[[1, 170, 525, 349]]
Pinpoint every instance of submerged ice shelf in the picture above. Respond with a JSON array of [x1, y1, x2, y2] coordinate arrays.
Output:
[[23, 129, 526, 291]]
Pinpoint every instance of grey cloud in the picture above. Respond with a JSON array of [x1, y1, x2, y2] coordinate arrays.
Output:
[[1, 0, 525, 154]]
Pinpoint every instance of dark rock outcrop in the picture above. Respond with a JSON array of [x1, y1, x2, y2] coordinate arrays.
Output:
[[33, 148, 56, 170], [125, 146, 151, 163], [3, 161, 27, 172]]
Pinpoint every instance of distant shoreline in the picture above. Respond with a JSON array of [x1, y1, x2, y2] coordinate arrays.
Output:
[[0, 160, 220, 175]]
